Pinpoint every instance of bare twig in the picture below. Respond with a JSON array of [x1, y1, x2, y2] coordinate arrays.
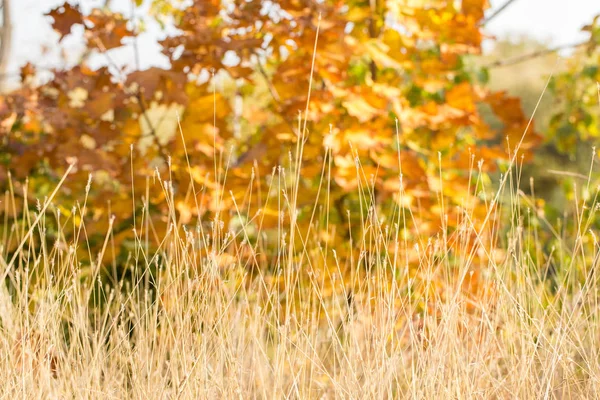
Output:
[[485, 40, 587, 69], [482, 0, 520, 25], [253, 51, 297, 134], [93, 35, 169, 159], [547, 169, 589, 180]]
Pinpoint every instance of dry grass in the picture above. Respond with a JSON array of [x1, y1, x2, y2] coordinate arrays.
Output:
[[0, 46, 598, 395], [1, 135, 600, 400]]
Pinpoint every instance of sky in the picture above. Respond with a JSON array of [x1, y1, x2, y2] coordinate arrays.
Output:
[[486, 0, 600, 46], [7, 0, 600, 78]]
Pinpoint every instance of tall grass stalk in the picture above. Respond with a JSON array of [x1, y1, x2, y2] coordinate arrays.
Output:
[[0, 132, 599, 398]]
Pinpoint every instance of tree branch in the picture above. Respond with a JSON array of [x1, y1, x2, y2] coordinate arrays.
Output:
[[485, 40, 587, 69], [482, 0, 519, 25], [253, 51, 297, 134]]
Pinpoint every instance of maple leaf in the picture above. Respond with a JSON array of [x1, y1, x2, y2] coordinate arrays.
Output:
[[20, 63, 36, 84], [46, 4, 84, 41], [127, 68, 188, 105], [84, 10, 134, 51], [446, 82, 476, 114]]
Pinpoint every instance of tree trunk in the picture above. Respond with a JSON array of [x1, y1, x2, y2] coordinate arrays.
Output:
[[0, 0, 12, 92]]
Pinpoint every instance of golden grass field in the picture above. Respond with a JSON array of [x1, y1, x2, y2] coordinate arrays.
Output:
[[1, 118, 600, 399]]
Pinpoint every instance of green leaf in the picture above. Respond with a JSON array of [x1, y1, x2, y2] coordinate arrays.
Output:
[[477, 67, 490, 84]]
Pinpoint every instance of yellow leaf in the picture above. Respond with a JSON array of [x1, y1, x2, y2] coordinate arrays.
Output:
[[343, 97, 380, 122], [446, 82, 475, 113]]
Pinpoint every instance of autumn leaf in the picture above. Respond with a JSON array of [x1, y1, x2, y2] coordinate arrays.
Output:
[[84, 9, 134, 51], [127, 68, 188, 105], [0, 0, 544, 281], [446, 82, 476, 114], [46, 4, 83, 40]]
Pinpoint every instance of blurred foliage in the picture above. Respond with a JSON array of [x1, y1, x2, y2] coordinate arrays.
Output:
[[1, 0, 594, 277], [477, 16, 600, 283], [476, 21, 600, 209], [549, 16, 600, 153]]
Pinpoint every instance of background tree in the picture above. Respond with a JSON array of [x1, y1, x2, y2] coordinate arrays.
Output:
[[0, 0, 558, 277]]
